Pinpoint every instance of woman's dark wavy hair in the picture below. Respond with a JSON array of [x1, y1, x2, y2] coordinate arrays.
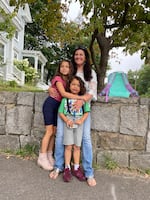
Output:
[[52, 59, 73, 81], [71, 46, 92, 81], [66, 76, 86, 95]]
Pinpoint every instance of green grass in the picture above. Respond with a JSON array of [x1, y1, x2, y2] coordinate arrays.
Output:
[[145, 169, 150, 175], [15, 144, 38, 158], [0, 80, 44, 92], [0, 144, 38, 159], [103, 155, 118, 170]]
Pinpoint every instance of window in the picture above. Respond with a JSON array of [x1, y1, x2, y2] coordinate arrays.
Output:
[[0, 43, 4, 63], [15, 31, 19, 40], [14, 51, 18, 59]]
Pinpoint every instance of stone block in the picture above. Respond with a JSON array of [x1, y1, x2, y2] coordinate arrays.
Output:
[[31, 128, 44, 140], [0, 91, 17, 104], [120, 105, 149, 136], [97, 96, 139, 104], [0, 126, 5, 135], [91, 104, 120, 132], [34, 92, 48, 112], [140, 98, 150, 105], [97, 150, 129, 168], [0, 105, 5, 126], [91, 130, 98, 162], [17, 92, 34, 106], [6, 106, 33, 135], [97, 132, 145, 151], [146, 131, 150, 152], [33, 112, 44, 128], [20, 135, 40, 148], [130, 152, 150, 170], [0, 135, 20, 150]]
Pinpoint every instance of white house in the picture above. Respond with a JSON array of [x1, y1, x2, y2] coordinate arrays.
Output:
[[0, 0, 47, 85]]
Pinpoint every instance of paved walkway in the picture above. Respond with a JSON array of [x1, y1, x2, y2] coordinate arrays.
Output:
[[0, 153, 150, 200]]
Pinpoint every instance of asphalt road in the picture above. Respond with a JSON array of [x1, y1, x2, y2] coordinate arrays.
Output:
[[0, 153, 150, 200]]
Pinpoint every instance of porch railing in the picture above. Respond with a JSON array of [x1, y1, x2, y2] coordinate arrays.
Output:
[[0, 64, 25, 85]]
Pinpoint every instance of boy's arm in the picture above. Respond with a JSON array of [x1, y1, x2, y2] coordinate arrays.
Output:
[[75, 112, 89, 125], [59, 113, 69, 124], [59, 113, 74, 128], [58, 98, 73, 127]]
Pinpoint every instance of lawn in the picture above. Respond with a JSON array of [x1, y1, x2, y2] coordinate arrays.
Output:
[[0, 80, 44, 92]]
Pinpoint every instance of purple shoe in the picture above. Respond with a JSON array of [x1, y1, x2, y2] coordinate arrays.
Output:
[[72, 166, 86, 181], [63, 168, 72, 182]]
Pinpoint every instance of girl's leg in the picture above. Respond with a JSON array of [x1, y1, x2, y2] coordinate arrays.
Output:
[[47, 126, 56, 166], [37, 125, 54, 170], [41, 125, 54, 153], [47, 126, 56, 152]]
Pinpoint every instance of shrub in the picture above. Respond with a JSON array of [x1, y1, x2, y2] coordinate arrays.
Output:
[[13, 59, 39, 84], [8, 80, 18, 87], [104, 155, 118, 170]]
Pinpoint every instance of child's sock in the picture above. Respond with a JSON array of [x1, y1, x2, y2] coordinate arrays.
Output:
[[65, 164, 71, 170], [74, 164, 79, 171]]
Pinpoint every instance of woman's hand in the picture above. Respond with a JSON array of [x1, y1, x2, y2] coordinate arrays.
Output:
[[73, 93, 91, 110], [80, 96, 87, 102], [73, 99, 84, 111], [79, 93, 92, 103]]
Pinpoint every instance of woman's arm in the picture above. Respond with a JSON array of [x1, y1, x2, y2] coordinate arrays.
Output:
[[56, 82, 86, 101], [82, 93, 93, 102], [73, 94, 92, 111], [48, 82, 86, 101], [74, 69, 97, 109], [87, 69, 97, 101]]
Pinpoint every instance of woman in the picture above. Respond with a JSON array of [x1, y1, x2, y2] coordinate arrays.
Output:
[[37, 60, 86, 171], [49, 47, 97, 186]]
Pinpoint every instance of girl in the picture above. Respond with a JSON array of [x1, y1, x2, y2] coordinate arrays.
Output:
[[58, 76, 90, 182], [37, 60, 86, 170]]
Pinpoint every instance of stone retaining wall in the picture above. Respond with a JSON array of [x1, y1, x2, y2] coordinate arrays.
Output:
[[0, 91, 150, 170]]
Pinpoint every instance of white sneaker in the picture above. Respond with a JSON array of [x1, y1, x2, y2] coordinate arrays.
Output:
[[37, 152, 53, 171]]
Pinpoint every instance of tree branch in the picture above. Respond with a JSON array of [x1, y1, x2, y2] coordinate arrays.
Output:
[[89, 29, 99, 73]]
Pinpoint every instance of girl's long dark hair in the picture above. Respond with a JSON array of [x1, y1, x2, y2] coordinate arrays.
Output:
[[66, 76, 86, 95], [71, 46, 92, 81], [51, 59, 73, 82]]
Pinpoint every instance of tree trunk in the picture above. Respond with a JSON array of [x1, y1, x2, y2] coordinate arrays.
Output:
[[97, 34, 111, 91], [90, 30, 111, 92]]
